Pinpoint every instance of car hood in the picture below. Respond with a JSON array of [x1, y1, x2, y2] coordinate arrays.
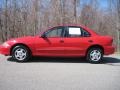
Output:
[[6, 36, 36, 45]]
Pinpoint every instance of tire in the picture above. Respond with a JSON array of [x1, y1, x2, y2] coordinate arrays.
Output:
[[12, 45, 31, 62], [86, 48, 103, 64]]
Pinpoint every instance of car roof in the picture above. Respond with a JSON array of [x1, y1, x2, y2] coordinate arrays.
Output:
[[50, 24, 86, 28]]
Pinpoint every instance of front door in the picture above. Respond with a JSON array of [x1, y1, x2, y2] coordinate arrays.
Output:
[[35, 26, 65, 56]]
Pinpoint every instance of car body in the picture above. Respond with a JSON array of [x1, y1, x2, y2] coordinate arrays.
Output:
[[0, 25, 115, 63]]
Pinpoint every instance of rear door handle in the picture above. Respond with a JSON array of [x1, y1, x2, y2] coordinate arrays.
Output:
[[88, 40, 93, 43], [60, 40, 64, 43]]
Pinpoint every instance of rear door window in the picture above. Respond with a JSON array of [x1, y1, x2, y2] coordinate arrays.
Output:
[[66, 27, 82, 37]]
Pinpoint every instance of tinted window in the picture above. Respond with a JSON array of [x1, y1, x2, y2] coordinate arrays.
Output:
[[82, 28, 91, 37], [46, 27, 63, 37]]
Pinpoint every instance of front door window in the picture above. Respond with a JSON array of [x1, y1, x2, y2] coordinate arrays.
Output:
[[45, 27, 63, 38]]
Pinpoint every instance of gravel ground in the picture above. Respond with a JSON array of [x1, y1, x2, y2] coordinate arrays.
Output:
[[0, 54, 120, 90]]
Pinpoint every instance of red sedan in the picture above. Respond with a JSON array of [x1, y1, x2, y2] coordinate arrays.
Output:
[[0, 25, 115, 63]]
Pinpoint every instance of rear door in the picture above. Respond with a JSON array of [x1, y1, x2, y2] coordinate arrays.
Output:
[[63, 26, 91, 56]]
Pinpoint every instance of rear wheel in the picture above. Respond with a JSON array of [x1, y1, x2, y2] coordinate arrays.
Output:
[[86, 48, 103, 64], [12, 45, 31, 62]]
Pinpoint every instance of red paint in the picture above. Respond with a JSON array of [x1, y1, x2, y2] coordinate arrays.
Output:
[[0, 25, 115, 57]]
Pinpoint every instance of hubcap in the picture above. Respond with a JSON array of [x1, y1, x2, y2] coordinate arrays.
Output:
[[14, 48, 27, 61], [90, 50, 101, 61]]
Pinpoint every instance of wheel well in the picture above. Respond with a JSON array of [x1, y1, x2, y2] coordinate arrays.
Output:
[[10, 43, 32, 56], [86, 45, 104, 56]]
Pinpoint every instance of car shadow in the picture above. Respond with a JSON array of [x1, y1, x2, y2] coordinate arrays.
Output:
[[7, 56, 120, 64]]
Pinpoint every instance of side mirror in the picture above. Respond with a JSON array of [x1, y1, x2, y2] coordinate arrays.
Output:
[[41, 34, 47, 38]]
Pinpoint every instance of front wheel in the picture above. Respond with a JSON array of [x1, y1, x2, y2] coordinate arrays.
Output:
[[86, 48, 103, 64], [12, 45, 31, 62]]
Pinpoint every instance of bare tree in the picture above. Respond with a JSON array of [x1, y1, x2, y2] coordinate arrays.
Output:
[[0, 0, 119, 50], [116, 0, 120, 51], [5, 0, 8, 40]]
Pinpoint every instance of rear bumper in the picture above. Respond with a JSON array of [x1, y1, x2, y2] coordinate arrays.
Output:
[[104, 46, 115, 55], [0, 45, 10, 56]]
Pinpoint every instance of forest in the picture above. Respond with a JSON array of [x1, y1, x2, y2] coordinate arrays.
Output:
[[0, 0, 120, 51]]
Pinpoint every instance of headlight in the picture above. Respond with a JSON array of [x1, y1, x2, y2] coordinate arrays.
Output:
[[2, 42, 10, 47]]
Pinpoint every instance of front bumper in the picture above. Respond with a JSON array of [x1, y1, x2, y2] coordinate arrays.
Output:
[[0, 45, 10, 56], [104, 46, 115, 55]]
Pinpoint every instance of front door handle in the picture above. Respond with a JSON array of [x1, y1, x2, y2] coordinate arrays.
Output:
[[88, 40, 93, 43]]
